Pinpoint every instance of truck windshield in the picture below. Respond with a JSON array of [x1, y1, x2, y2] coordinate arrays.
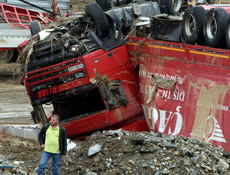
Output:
[[52, 88, 106, 122]]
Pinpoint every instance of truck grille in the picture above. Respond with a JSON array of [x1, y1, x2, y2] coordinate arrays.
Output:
[[25, 56, 89, 104]]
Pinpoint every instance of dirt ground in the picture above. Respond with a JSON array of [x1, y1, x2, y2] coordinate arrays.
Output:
[[1, 130, 230, 175], [0, 134, 41, 174]]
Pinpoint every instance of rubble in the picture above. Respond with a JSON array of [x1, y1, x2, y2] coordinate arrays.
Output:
[[88, 144, 102, 157], [1, 130, 230, 174], [62, 130, 230, 175], [61, 130, 230, 174], [0, 135, 40, 175]]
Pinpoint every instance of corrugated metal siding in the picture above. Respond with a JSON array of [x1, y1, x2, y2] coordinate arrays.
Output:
[[0, 0, 70, 13]]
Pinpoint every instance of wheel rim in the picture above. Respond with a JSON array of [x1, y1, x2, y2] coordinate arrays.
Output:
[[206, 16, 217, 39], [172, 0, 182, 12], [185, 14, 196, 36]]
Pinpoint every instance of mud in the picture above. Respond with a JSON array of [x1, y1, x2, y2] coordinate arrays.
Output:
[[0, 134, 41, 174]]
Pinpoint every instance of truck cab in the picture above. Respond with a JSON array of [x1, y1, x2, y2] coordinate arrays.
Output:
[[24, 41, 143, 137], [22, 2, 146, 137]]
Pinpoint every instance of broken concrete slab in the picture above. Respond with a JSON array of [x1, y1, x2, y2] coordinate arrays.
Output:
[[88, 144, 102, 157]]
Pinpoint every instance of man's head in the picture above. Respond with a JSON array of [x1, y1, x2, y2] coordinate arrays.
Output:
[[49, 114, 59, 126]]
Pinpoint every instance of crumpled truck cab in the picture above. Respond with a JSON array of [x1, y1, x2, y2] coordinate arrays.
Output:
[[22, 2, 145, 137]]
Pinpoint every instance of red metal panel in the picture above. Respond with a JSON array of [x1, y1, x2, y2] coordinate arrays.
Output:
[[62, 95, 143, 137], [127, 37, 230, 151], [0, 3, 48, 30], [61, 57, 144, 137], [120, 116, 149, 132], [200, 4, 230, 12], [83, 45, 131, 79]]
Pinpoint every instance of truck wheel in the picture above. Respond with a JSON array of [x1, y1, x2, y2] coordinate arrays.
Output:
[[182, 6, 207, 44], [96, 0, 112, 11], [161, 0, 181, 16], [225, 16, 230, 48], [85, 2, 110, 38], [30, 20, 41, 36], [204, 8, 228, 48], [172, 0, 183, 12]]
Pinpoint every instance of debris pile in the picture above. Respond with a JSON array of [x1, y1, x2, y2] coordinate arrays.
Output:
[[18, 15, 99, 74], [60, 130, 230, 175], [1, 130, 230, 174], [0, 136, 41, 175]]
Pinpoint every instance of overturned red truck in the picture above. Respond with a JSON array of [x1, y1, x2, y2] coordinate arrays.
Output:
[[22, 2, 153, 137], [24, 42, 146, 137], [21, 1, 230, 151]]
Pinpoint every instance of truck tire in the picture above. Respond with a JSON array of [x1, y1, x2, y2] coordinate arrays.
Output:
[[89, 14, 125, 51], [182, 6, 207, 44], [172, 0, 183, 12], [30, 20, 41, 36], [85, 2, 110, 38], [96, 0, 112, 11], [160, 0, 180, 16], [204, 8, 228, 48], [225, 16, 230, 48]]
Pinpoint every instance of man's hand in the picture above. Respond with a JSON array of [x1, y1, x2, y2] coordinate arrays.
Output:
[[41, 144, 45, 149], [61, 155, 66, 159]]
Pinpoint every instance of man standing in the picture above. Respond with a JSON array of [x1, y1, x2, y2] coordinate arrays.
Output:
[[36, 114, 67, 175]]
